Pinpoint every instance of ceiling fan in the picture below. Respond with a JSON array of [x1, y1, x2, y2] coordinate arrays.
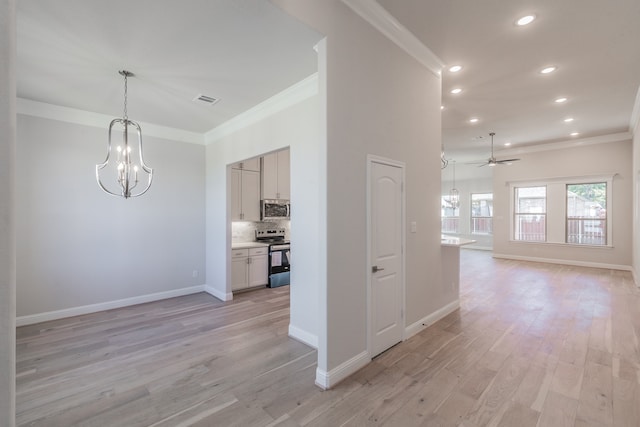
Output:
[[476, 132, 520, 167]]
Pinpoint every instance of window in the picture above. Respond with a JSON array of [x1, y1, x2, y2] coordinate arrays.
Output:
[[441, 195, 459, 233], [566, 183, 607, 245], [471, 193, 493, 234], [514, 186, 546, 241], [510, 175, 613, 246]]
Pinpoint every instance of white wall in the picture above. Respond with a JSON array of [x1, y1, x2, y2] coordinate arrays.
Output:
[[16, 114, 206, 318], [633, 111, 640, 285], [441, 173, 494, 249], [274, 0, 447, 385], [493, 137, 633, 268], [0, 0, 16, 424], [205, 90, 323, 346]]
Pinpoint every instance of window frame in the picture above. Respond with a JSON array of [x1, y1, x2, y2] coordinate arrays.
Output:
[[513, 185, 547, 242], [565, 181, 608, 246], [470, 192, 493, 235], [441, 195, 460, 234]]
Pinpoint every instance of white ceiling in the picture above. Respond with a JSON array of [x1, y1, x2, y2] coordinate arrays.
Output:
[[16, 0, 322, 133], [17, 0, 640, 165], [378, 0, 640, 164]]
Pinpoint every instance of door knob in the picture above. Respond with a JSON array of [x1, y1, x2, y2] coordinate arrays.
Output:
[[372, 265, 385, 273]]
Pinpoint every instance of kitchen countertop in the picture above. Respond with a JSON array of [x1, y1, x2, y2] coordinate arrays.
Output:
[[231, 242, 271, 249], [440, 235, 476, 247]]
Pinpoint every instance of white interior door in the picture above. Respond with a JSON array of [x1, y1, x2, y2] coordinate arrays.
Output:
[[369, 159, 404, 357]]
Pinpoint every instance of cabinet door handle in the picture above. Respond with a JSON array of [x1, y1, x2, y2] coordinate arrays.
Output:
[[372, 265, 385, 273]]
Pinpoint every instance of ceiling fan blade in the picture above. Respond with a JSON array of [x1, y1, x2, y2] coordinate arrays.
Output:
[[496, 158, 520, 164]]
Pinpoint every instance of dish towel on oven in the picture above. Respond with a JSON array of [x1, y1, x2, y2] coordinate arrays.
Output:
[[272, 251, 282, 267]]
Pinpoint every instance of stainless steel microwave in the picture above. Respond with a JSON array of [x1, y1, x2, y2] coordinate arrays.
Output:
[[262, 199, 290, 220]]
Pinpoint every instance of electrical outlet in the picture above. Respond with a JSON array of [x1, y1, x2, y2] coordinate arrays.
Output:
[[192, 270, 199, 278]]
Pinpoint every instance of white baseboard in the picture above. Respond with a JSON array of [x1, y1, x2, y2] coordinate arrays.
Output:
[[204, 285, 233, 302], [315, 350, 370, 390], [465, 245, 492, 251], [404, 299, 460, 340], [16, 285, 206, 327], [492, 253, 632, 272], [288, 324, 318, 349]]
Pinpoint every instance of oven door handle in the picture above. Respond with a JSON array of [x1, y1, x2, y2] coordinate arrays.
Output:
[[270, 244, 290, 251]]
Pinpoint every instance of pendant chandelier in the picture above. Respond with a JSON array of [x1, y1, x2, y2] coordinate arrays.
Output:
[[96, 70, 153, 198], [441, 143, 449, 169], [449, 160, 459, 208]]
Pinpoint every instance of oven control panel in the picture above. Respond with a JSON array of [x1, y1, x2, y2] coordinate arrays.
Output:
[[256, 228, 286, 240]]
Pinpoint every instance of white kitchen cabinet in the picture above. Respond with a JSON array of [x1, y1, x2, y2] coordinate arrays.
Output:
[[248, 249, 269, 288], [261, 149, 290, 200], [235, 157, 260, 172], [231, 246, 268, 291], [231, 167, 260, 221], [231, 250, 249, 291]]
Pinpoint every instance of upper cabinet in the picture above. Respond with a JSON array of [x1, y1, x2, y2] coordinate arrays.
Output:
[[235, 157, 260, 172], [231, 159, 261, 221], [261, 149, 290, 200]]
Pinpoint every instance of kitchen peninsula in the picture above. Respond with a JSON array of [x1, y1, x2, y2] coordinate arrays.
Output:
[[441, 235, 475, 297]]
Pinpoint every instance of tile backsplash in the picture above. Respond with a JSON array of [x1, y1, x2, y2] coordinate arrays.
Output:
[[232, 220, 291, 243]]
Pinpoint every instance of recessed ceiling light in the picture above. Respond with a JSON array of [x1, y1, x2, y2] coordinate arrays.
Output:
[[564, 117, 574, 122], [516, 15, 536, 26], [504, 142, 512, 147], [441, 105, 445, 110], [450, 88, 462, 94], [570, 132, 579, 136], [555, 97, 568, 103], [540, 66, 557, 74], [469, 118, 479, 123], [449, 65, 462, 73]]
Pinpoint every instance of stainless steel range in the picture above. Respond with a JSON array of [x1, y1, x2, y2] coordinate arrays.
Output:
[[255, 228, 290, 288]]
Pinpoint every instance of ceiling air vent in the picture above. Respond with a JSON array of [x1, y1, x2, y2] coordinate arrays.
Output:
[[193, 94, 220, 106]]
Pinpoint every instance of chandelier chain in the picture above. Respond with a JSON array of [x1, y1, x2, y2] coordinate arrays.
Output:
[[123, 73, 128, 120]]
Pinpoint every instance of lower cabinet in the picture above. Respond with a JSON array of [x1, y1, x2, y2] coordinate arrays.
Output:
[[231, 247, 269, 291]]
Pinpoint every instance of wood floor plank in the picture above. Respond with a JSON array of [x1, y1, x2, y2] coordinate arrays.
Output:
[[612, 377, 640, 427], [382, 367, 460, 426], [495, 400, 540, 427], [432, 390, 476, 425], [550, 360, 584, 400], [462, 355, 531, 426], [575, 360, 613, 426], [536, 390, 578, 427]]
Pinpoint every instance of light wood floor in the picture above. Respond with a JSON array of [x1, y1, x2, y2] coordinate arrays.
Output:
[[16, 250, 640, 426]]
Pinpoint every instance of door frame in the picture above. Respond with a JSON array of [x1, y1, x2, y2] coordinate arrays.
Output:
[[366, 154, 406, 358]]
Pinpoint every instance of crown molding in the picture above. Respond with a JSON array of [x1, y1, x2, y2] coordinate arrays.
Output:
[[341, 0, 444, 77], [630, 85, 640, 135], [205, 73, 318, 145], [16, 98, 205, 145], [500, 131, 632, 156]]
